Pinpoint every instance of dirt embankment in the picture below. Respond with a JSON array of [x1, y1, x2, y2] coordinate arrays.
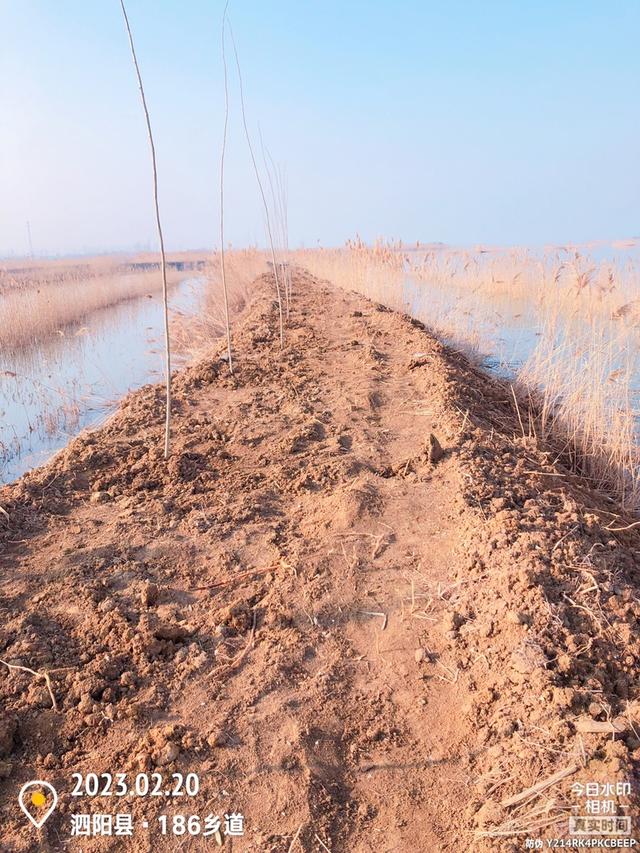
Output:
[[0, 270, 639, 851]]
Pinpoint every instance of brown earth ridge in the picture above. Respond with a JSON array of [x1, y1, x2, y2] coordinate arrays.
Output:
[[0, 270, 639, 851]]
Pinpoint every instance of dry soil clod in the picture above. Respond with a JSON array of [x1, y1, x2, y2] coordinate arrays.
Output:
[[427, 433, 445, 464]]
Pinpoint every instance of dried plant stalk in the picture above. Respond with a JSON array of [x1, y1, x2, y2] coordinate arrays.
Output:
[[218, 1, 234, 373], [119, 0, 172, 458], [228, 21, 285, 349], [0, 658, 58, 711]]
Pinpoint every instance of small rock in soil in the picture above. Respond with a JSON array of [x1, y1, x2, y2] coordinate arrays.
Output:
[[154, 741, 180, 767], [0, 717, 17, 757], [153, 622, 195, 642], [427, 433, 445, 464], [141, 581, 159, 608]]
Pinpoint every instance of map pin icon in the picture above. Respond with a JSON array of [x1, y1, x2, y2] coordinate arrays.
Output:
[[19, 780, 58, 829]]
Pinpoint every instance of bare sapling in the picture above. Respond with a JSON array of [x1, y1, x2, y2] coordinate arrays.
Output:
[[227, 21, 285, 348], [276, 165, 292, 314], [218, 2, 234, 373], [119, 0, 172, 458], [260, 136, 291, 316]]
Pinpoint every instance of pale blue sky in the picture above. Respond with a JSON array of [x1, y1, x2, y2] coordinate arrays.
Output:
[[1, 1, 638, 256]]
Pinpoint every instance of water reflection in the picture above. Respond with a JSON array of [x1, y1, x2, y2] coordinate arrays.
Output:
[[402, 275, 541, 376], [0, 278, 204, 483]]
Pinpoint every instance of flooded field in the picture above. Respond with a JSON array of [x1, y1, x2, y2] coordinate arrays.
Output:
[[401, 241, 640, 376], [299, 241, 640, 509], [4, 243, 640, 504], [0, 277, 204, 483], [402, 273, 543, 375]]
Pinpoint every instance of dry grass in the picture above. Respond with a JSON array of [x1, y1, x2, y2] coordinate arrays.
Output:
[[0, 251, 204, 295], [1, 270, 177, 351], [0, 254, 205, 351], [172, 249, 268, 360], [296, 239, 640, 511]]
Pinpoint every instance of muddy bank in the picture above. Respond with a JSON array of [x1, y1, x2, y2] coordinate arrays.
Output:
[[0, 270, 638, 851]]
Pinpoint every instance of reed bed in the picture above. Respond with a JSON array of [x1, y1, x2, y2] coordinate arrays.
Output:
[[297, 240, 640, 511], [0, 252, 205, 296], [171, 249, 269, 360], [0, 261, 190, 350], [0, 256, 124, 295]]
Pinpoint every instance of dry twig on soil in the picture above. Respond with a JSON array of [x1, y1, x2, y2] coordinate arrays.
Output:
[[574, 716, 628, 734], [0, 658, 58, 711], [356, 610, 388, 630], [287, 822, 304, 852], [500, 763, 580, 809], [190, 564, 276, 591], [604, 518, 640, 532]]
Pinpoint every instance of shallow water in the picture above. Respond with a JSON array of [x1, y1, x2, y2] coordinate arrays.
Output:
[[401, 267, 640, 452], [401, 275, 542, 377], [401, 242, 640, 382], [0, 278, 204, 484]]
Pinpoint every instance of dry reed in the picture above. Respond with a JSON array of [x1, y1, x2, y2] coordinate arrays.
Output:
[[0, 266, 183, 351], [171, 249, 267, 360], [297, 239, 640, 511]]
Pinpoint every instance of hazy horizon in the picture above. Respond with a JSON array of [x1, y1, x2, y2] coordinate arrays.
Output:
[[2, 1, 639, 257], [4, 236, 640, 265]]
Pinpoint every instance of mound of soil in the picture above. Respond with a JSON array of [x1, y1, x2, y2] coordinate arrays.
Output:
[[0, 270, 638, 851]]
